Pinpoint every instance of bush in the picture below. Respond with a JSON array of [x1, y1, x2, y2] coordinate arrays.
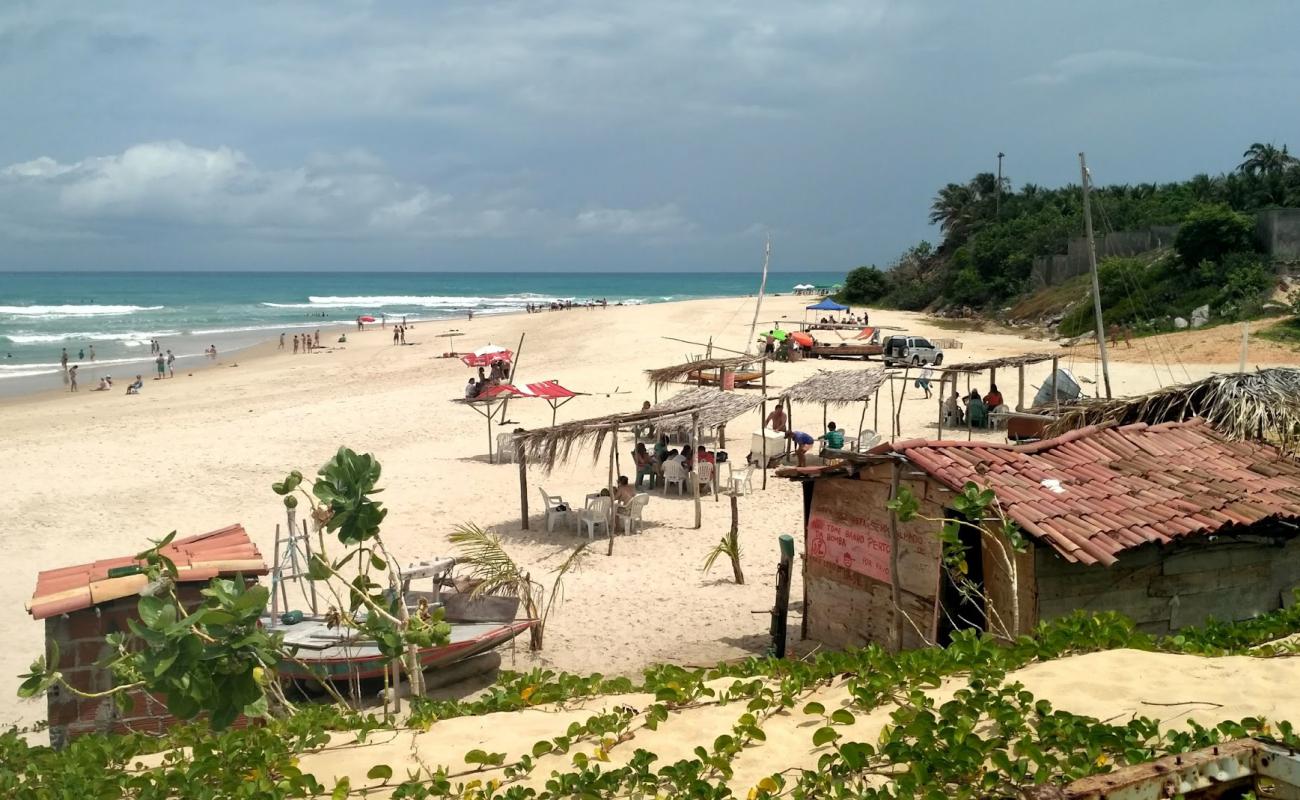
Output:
[[840, 266, 890, 304], [1174, 204, 1257, 274], [1213, 251, 1273, 316]]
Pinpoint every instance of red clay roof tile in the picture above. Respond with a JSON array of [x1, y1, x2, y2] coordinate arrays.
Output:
[[27, 524, 265, 620], [875, 420, 1300, 564]]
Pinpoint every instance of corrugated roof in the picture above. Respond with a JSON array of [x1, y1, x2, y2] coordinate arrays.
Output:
[[27, 524, 266, 620], [844, 420, 1300, 566]]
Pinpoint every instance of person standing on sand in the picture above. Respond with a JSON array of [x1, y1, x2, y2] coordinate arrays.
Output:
[[68, 365, 78, 392], [314, 330, 320, 347], [166, 350, 175, 377], [89, 345, 95, 362], [155, 352, 165, 380], [764, 402, 787, 433], [60, 348, 68, 371], [467, 309, 474, 322], [393, 328, 400, 345], [279, 333, 285, 350], [292, 335, 299, 354], [400, 326, 406, 345]]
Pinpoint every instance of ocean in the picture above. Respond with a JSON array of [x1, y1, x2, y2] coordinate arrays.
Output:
[[0, 271, 840, 394]]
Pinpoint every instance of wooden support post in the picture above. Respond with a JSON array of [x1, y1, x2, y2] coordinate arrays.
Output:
[[517, 433, 529, 530], [719, 423, 727, 449], [769, 534, 795, 658], [889, 460, 903, 652], [787, 398, 795, 456], [760, 367, 768, 490], [966, 373, 974, 441], [990, 366, 997, 395], [1051, 356, 1060, 414], [487, 403, 495, 464], [937, 372, 946, 439], [857, 400, 869, 448], [692, 411, 702, 529], [822, 401, 827, 434], [1017, 364, 1026, 411], [874, 385, 880, 432], [728, 493, 744, 584], [888, 371, 896, 442], [894, 367, 909, 441], [497, 332, 527, 423], [606, 425, 617, 556]]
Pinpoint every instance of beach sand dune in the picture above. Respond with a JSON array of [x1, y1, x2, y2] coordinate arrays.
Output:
[[1, 293, 1290, 730]]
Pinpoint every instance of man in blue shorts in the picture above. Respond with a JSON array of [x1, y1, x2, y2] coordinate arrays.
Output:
[[789, 430, 815, 467]]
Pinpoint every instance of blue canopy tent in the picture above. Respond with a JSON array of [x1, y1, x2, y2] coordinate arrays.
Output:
[[805, 297, 849, 322]]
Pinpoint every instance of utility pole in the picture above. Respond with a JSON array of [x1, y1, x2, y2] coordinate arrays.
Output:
[[1079, 152, 1112, 399], [996, 152, 1005, 217], [745, 237, 771, 356]]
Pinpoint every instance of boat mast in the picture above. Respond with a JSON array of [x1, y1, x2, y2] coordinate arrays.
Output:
[[745, 237, 771, 356], [1079, 152, 1113, 399]]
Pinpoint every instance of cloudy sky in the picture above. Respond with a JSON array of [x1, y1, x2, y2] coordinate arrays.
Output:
[[1, 1, 1297, 272]]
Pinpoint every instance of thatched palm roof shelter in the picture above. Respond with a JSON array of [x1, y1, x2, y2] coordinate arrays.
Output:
[[938, 353, 1054, 373], [646, 356, 768, 391], [1046, 368, 1300, 453], [783, 368, 889, 405], [515, 386, 762, 471], [509, 387, 766, 541]]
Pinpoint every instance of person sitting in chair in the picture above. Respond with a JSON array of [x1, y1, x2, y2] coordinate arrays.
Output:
[[943, 389, 964, 426], [965, 390, 989, 428], [126, 375, 144, 395], [817, 421, 844, 451], [633, 443, 656, 489], [614, 475, 636, 506], [984, 382, 1004, 410]]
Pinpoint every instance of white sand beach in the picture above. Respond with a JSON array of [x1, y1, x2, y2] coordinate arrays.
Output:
[[3, 293, 1297, 730]]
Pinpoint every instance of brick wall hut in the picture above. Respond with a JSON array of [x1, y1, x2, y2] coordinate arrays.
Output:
[[25, 524, 266, 748], [779, 420, 1300, 652]]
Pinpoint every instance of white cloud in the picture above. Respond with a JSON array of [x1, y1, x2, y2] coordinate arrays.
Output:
[[1020, 50, 1210, 86], [574, 203, 695, 237], [0, 140, 464, 239], [0, 141, 698, 245]]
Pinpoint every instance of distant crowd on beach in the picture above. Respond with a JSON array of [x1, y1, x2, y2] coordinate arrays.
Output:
[[524, 299, 615, 313], [58, 335, 204, 396]]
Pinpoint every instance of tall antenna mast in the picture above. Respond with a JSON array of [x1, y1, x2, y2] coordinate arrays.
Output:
[[1079, 152, 1113, 399], [745, 236, 771, 355]]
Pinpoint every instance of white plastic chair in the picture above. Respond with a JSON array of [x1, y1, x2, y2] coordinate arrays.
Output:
[[577, 496, 612, 539], [617, 493, 650, 534], [662, 460, 687, 495], [855, 431, 882, 452], [695, 461, 715, 494], [539, 488, 570, 533], [728, 464, 755, 496], [495, 432, 517, 463]]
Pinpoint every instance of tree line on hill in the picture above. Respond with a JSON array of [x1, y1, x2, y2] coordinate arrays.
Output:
[[840, 143, 1300, 331]]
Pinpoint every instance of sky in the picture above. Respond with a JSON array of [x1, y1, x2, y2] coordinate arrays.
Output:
[[1, 1, 1297, 272]]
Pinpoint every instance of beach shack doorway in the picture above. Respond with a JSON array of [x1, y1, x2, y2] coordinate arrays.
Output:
[[936, 510, 987, 646]]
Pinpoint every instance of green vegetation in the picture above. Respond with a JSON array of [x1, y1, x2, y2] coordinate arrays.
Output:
[[841, 142, 1299, 319]]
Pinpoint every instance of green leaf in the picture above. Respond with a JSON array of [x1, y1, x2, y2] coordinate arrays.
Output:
[[532, 740, 554, 757], [366, 764, 393, 782], [137, 595, 166, 627], [803, 701, 826, 716], [332, 777, 351, 800], [370, 554, 387, 572], [464, 749, 489, 765], [831, 709, 856, 726], [812, 726, 839, 747]]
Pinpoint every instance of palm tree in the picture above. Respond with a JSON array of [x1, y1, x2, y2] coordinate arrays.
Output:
[[929, 182, 975, 238], [1239, 142, 1298, 177]]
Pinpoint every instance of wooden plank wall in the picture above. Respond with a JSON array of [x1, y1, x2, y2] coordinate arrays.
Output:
[[980, 525, 1038, 640], [1035, 534, 1300, 635], [803, 464, 947, 652]]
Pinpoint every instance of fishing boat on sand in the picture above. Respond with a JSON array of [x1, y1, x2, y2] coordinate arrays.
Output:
[[264, 548, 534, 686]]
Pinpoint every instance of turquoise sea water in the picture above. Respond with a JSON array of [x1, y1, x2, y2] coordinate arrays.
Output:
[[0, 271, 839, 390]]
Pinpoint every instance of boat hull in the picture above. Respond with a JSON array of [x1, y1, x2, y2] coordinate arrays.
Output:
[[272, 619, 535, 682]]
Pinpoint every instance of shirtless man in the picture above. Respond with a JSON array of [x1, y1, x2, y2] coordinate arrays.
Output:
[[764, 402, 787, 433]]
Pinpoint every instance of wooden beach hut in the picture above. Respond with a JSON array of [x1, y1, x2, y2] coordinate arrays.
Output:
[[778, 419, 1300, 653], [935, 353, 1056, 441], [645, 355, 770, 397], [24, 525, 267, 747]]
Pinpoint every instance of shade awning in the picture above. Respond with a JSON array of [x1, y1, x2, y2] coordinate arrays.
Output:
[[461, 346, 513, 367], [806, 298, 849, 311]]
